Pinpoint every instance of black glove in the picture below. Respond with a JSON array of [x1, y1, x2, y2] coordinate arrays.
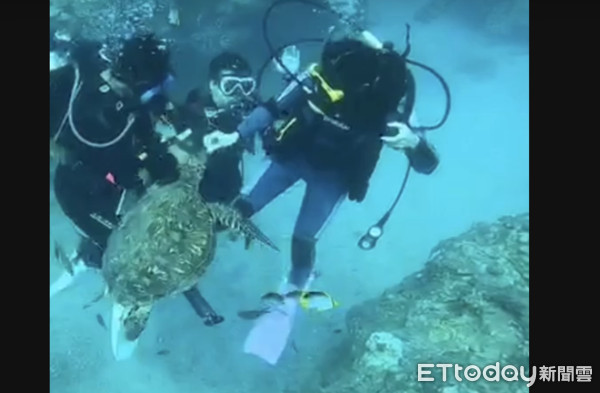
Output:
[[144, 94, 169, 117], [348, 181, 368, 202]]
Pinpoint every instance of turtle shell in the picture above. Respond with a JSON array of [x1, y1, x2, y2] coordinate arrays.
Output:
[[102, 178, 216, 307]]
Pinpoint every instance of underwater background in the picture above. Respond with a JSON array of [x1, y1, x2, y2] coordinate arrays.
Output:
[[50, 0, 529, 392]]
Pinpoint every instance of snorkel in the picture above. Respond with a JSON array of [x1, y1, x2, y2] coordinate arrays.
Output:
[[258, 0, 452, 251]]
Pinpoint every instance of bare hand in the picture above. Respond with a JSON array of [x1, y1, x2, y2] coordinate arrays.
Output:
[[138, 168, 151, 187], [203, 130, 240, 154], [50, 140, 68, 164], [274, 45, 300, 75], [381, 122, 420, 150]]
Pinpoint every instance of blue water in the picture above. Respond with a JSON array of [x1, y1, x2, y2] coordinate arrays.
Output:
[[50, 0, 528, 392]]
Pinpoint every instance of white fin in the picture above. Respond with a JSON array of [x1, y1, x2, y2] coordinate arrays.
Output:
[[110, 302, 139, 361], [50, 51, 68, 72], [49, 258, 88, 299]]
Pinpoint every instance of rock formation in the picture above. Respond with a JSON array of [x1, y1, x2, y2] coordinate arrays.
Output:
[[312, 213, 529, 393]]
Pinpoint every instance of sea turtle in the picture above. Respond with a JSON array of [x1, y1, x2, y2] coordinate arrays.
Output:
[[101, 154, 278, 360]]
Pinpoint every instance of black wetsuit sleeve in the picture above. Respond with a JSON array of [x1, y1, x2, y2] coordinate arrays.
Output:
[[236, 72, 310, 149], [144, 93, 170, 118]]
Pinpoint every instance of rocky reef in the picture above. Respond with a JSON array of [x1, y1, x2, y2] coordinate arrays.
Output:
[[312, 213, 529, 393]]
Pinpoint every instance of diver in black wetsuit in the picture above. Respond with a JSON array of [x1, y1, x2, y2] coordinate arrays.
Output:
[[167, 52, 261, 205], [165, 48, 300, 206], [50, 33, 179, 266], [49, 32, 223, 326], [206, 37, 440, 291]]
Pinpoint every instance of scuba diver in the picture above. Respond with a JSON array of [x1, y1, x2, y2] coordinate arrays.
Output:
[[168, 51, 261, 204], [167, 49, 301, 205], [49, 31, 226, 328], [204, 30, 442, 364]]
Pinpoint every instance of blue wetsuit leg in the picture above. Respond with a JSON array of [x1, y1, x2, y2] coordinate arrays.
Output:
[[237, 159, 300, 217], [289, 167, 347, 287], [234, 157, 347, 288]]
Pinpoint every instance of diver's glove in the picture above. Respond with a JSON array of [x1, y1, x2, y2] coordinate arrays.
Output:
[[381, 122, 420, 150], [348, 183, 368, 203], [203, 130, 240, 154], [274, 45, 301, 75]]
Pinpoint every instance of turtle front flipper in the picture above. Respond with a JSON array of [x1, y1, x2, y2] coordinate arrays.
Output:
[[110, 302, 152, 361], [207, 203, 280, 252], [241, 219, 280, 252]]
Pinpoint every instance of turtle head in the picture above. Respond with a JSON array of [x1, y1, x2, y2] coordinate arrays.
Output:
[[178, 153, 208, 187], [123, 303, 152, 341]]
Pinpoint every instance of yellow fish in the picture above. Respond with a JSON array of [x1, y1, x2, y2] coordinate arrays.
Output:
[[237, 291, 340, 320], [261, 290, 340, 311]]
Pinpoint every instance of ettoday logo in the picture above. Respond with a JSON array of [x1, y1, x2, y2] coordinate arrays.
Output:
[[418, 363, 536, 387]]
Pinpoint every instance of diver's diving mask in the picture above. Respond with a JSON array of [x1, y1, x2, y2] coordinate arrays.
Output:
[[219, 75, 256, 97]]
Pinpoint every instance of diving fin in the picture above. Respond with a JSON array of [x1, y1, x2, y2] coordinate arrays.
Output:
[[50, 246, 89, 298], [242, 273, 315, 365], [110, 302, 140, 361], [243, 296, 298, 365]]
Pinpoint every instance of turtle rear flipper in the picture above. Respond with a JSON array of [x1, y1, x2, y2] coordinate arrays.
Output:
[[110, 302, 152, 361], [208, 203, 279, 252], [183, 287, 224, 326]]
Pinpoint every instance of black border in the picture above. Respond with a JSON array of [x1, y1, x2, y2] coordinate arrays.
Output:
[[2, 1, 48, 387], [530, 2, 595, 392]]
